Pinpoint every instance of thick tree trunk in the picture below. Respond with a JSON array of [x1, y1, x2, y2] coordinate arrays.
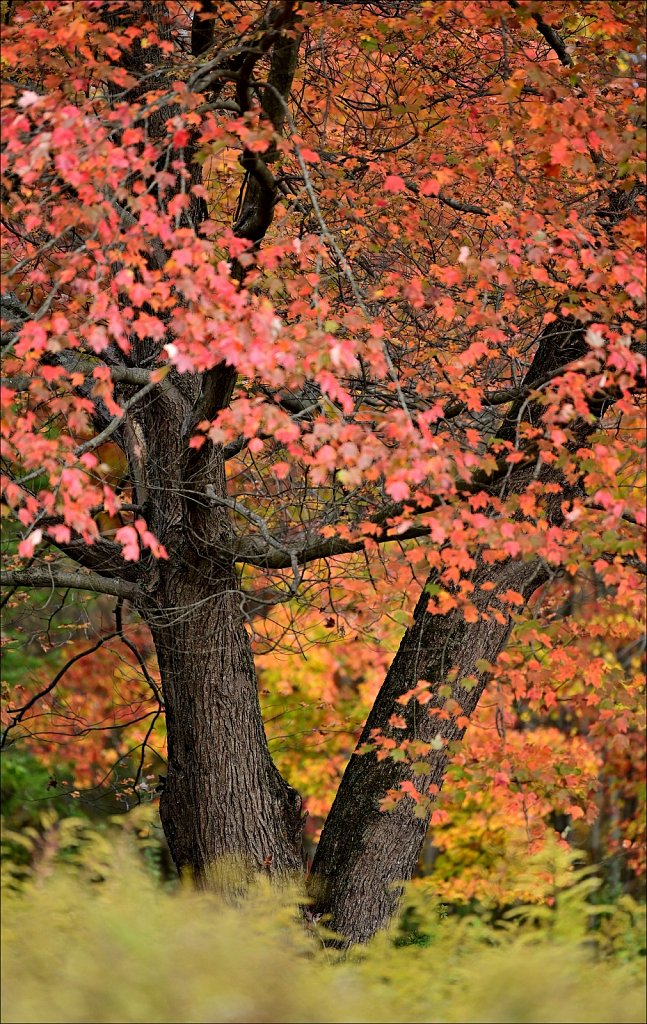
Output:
[[146, 565, 304, 882], [133, 355, 305, 884]]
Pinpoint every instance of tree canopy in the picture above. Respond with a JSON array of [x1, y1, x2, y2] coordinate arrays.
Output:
[[1, 0, 645, 945]]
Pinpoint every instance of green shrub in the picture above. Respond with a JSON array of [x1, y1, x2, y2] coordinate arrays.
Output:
[[1, 816, 645, 1024]]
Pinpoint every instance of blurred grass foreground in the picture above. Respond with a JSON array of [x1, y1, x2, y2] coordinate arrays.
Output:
[[1, 814, 646, 1024]]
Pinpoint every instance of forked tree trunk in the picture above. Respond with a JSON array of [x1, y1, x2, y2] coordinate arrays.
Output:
[[147, 564, 304, 881], [126, 0, 304, 883]]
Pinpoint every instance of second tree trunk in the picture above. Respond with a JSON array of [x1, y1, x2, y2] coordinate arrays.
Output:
[[310, 559, 548, 942]]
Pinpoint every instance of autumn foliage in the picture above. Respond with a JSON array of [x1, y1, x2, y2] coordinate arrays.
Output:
[[1, 0, 645, 940]]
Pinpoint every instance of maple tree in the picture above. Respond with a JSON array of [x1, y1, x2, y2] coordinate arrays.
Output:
[[1, 0, 645, 944]]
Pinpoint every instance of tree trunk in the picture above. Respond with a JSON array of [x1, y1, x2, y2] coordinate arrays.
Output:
[[309, 558, 548, 942], [310, 317, 597, 943], [133, 371, 305, 883], [147, 563, 304, 882]]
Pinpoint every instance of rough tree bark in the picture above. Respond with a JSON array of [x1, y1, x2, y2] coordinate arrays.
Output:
[[309, 559, 548, 941], [133, 390, 305, 880], [150, 566, 304, 880]]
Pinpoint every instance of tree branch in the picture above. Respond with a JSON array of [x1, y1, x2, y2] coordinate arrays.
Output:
[[183, 2, 302, 438], [1, 631, 120, 749], [191, 0, 217, 56], [16, 374, 162, 491], [2, 364, 151, 393], [1, 567, 140, 601], [54, 538, 141, 581], [508, 1, 573, 67]]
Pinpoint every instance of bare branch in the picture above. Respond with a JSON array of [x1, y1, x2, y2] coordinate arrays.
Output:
[[55, 538, 141, 582], [1, 631, 120, 749], [508, 0, 573, 67], [236, 521, 432, 569], [1, 567, 140, 601]]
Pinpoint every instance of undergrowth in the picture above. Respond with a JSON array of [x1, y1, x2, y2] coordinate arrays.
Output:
[[1, 811, 645, 1024]]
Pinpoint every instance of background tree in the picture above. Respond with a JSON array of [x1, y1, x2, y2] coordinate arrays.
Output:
[[1, 0, 644, 942]]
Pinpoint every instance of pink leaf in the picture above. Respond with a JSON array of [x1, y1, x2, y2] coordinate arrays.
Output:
[[116, 525, 140, 561], [384, 174, 407, 193]]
